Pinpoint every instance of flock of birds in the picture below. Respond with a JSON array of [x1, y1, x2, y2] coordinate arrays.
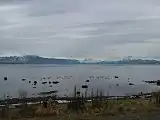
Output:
[[143, 80, 160, 86], [3, 75, 158, 97], [3, 76, 73, 96], [3, 75, 136, 87], [85, 75, 135, 86]]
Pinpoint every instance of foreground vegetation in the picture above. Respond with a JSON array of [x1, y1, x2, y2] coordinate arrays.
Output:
[[1, 92, 160, 120]]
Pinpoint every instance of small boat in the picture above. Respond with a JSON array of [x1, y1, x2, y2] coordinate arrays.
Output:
[[21, 78, 26, 81], [4, 77, 8, 81], [82, 85, 88, 89], [143, 80, 160, 84], [52, 81, 59, 84], [38, 90, 58, 95], [42, 81, 47, 84], [86, 80, 90, 82], [129, 83, 134, 86], [115, 76, 119, 79]]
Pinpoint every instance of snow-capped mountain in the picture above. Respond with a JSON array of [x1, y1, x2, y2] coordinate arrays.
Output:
[[0, 55, 80, 64], [0, 55, 160, 64], [79, 58, 102, 63]]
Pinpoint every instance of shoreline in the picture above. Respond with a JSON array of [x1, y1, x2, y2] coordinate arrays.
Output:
[[0, 92, 152, 106]]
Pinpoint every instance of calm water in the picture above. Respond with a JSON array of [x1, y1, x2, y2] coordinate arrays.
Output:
[[0, 64, 159, 99]]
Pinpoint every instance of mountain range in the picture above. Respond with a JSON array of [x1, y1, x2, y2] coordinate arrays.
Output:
[[0, 55, 80, 64], [0, 55, 160, 64]]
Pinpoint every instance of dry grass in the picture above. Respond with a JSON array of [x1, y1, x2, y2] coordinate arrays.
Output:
[[1, 97, 160, 120]]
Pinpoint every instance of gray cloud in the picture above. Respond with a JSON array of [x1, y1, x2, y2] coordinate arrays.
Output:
[[1, 0, 160, 59]]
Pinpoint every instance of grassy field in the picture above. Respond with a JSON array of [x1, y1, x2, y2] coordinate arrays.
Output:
[[1, 88, 160, 120], [1, 96, 160, 120]]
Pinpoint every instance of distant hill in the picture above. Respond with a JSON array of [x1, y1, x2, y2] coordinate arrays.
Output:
[[0, 55, 160, 65], [97, 59, 160, 65], [0, 55, 80, 64]]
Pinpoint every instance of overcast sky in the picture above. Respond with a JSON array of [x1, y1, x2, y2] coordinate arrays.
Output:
[[0, 0, 160, 60]]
